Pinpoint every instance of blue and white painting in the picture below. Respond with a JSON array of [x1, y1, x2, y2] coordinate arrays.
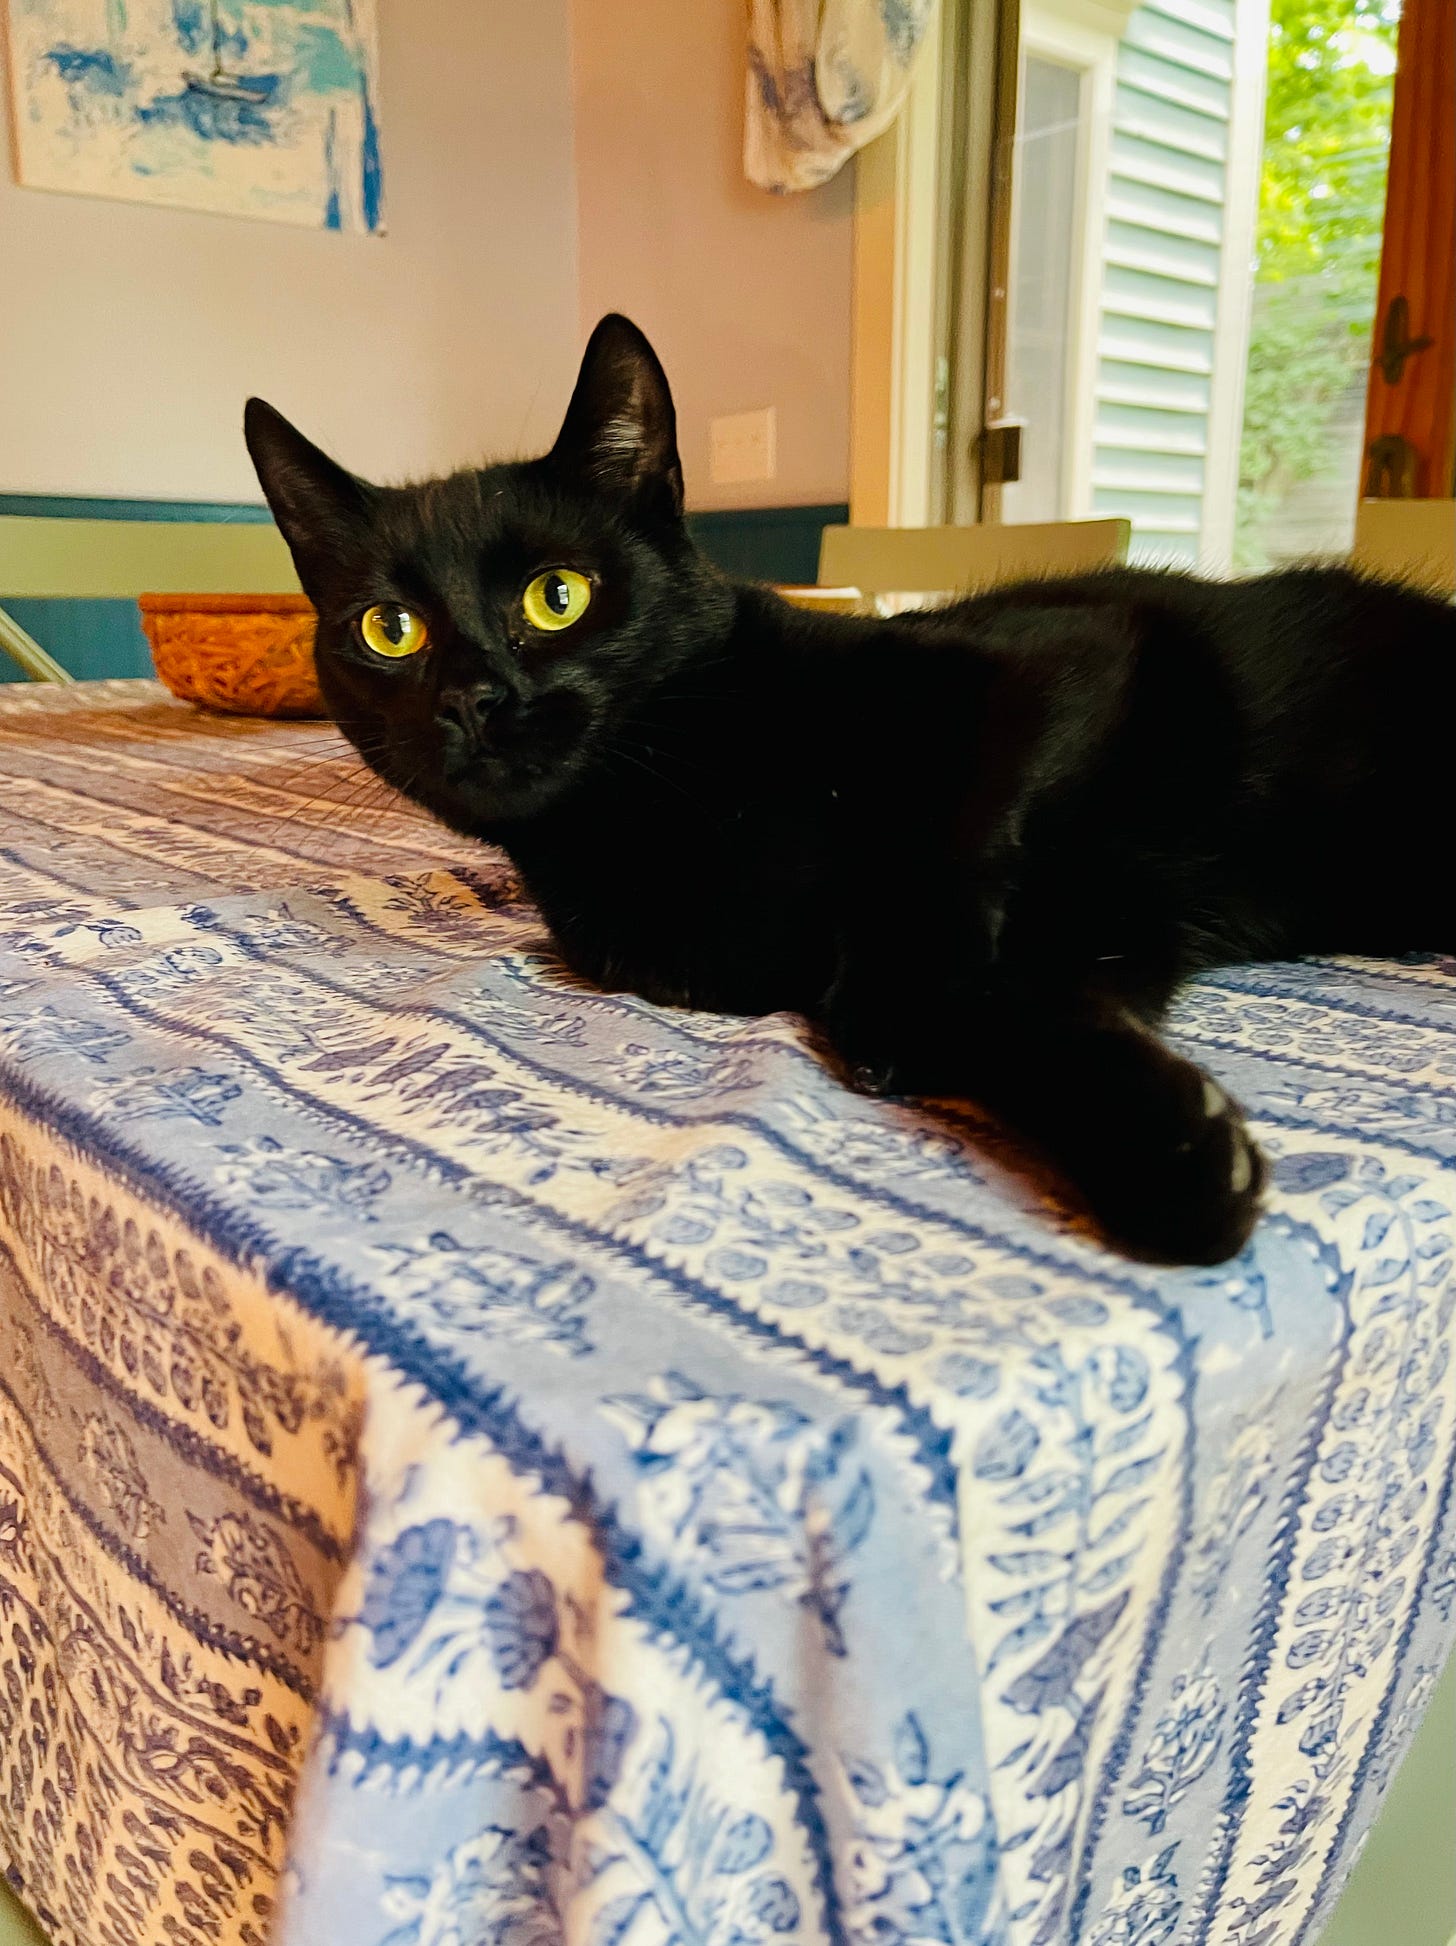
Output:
[[7, 1, 383, 232]]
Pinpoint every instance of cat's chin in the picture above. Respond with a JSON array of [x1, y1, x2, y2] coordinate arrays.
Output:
[[418, 763, 577, 835]]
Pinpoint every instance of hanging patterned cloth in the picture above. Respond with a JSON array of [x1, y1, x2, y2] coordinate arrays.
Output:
[[745, 0, 937, 192]]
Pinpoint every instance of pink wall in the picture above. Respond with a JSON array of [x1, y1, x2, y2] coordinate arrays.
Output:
[[570, 0, 855, 511], [1, 0, 852, 510], [0, 1, 581, 500]]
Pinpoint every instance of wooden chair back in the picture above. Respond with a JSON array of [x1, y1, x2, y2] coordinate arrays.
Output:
[[817, 518, 1132, 601], [1351, 499, 1455, 594]]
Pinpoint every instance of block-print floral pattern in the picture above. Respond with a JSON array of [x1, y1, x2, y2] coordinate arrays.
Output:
[[190, 1511, 324, 1656], [841, 1713, 998, 1945], [606, 1374, 875, 1654], [76, 1412, 166, 1543], [1088, 1847, 1181, 1946], [1122, 1661, 1225, 1834], [380, 1826, 561, 1946]]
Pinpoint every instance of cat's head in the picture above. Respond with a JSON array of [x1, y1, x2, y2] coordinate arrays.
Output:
[[244, 314, 731, 832]]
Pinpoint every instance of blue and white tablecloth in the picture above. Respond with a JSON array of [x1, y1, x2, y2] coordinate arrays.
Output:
[[0, 681, 1450, 1946]]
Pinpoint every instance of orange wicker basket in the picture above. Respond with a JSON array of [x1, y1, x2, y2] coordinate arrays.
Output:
[[138, 592, 327, 718]]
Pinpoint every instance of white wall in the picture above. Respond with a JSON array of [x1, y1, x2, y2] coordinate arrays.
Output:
[[571, 0, 855, 512], [0, 0, 582, 500]]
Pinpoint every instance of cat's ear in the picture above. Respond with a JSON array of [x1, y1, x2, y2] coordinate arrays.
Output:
[[550, 315, 684, 518], [244, 399, 376, 597]]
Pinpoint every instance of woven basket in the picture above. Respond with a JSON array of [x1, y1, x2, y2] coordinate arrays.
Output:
[[138, 593, 326, 718]]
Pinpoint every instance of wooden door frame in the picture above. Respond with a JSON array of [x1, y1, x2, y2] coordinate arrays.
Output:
[[1361, 0, 1456, 500]]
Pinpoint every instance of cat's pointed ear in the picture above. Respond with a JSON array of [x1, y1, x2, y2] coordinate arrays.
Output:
[[550, 315, 684, 518], [244, 399, 376, 597]]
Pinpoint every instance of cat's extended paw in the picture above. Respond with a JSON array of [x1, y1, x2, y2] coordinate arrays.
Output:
[[821, 980, 912, 1098], [849, 1058, 901, 1098], [1076, 1068, 1266, 1266]]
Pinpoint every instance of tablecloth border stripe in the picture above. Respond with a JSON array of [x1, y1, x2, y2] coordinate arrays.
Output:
[[0, 1370, 318, 1701], [0, 1461, 293, 1891], [314, 1708, 558, 1795], [1065, 1316, 1201, 1941], [0, 1448, 307, 1797], [1183, 1269, 1357, 1940], [1195, 970, 1456, 1037], [1174, 1031, 1456, 1111], [1219, 1102, 1454, 1166], [1292, 1395, 1456, 1946], [1073, 1211, 1356, 1942], [4, 1240, 350, 1564]]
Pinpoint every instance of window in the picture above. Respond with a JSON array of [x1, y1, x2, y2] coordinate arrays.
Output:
[[1003, 56, 1087, 521], [989, 5, 1121, 533]]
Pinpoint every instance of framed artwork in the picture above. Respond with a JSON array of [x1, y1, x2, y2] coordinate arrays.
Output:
[[5, 0, 383, 232]]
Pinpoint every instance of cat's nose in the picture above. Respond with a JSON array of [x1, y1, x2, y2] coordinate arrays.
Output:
[[439, 685, 504, 746]]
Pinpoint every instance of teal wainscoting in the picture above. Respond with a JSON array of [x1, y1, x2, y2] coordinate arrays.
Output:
[[688, 504, 848, 584], [0, 497, 848, 683]]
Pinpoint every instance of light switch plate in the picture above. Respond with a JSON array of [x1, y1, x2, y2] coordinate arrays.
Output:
[[710, 407, 777, 486]]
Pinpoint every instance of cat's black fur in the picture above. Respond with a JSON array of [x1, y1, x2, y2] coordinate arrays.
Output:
[[245, 314, 1454, 1266]]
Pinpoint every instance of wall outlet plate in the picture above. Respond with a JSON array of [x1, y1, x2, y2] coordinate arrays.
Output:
[[710, 407, 777, 486]]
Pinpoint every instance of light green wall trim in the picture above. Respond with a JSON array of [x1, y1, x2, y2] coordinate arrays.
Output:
[[0, 518, 300, 600]]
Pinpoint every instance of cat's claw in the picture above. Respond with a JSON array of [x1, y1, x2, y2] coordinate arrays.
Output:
[[851, 1060, 899, 1098]]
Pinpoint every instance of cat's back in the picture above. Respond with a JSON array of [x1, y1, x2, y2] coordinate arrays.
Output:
[[1058, 559, 1451, 798], [1185, 566, 1449, 825], [932, 559, 1450, 738], [1205, 562, 1450, 695]]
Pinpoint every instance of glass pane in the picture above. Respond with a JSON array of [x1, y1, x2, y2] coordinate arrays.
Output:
[[988, 0, 1396, 567], [1235, 0, 1398, 567], [1003, 57, 1083, 524]]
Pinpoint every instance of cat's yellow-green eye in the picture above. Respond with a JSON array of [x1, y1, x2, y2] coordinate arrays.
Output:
[[360, 603, 429, 659], [522, 568, 592, 633]]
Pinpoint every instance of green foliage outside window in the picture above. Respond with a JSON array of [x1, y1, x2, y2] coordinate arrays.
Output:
[[1234, 0, 1399, 567]]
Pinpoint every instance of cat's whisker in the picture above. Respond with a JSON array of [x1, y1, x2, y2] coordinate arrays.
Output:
[[319, 772, 416, 829], [269, 728, 438, 806], [255, 760, 380, 833], [268, 755, 367, 802], [601, 742, 698, 803], [254, 753, 433, 853]]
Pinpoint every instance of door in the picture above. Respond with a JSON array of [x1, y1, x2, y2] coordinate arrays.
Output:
[[950, 0, 1408, 569]]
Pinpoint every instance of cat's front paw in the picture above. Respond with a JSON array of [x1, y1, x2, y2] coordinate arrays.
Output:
[[821, 980, 911, 1098], [1078, 1070, 1266, 1266], [848, 1058, 902, 1098]]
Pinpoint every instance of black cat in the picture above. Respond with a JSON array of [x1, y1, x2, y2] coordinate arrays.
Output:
[[245, 314, 1453, 1266]]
